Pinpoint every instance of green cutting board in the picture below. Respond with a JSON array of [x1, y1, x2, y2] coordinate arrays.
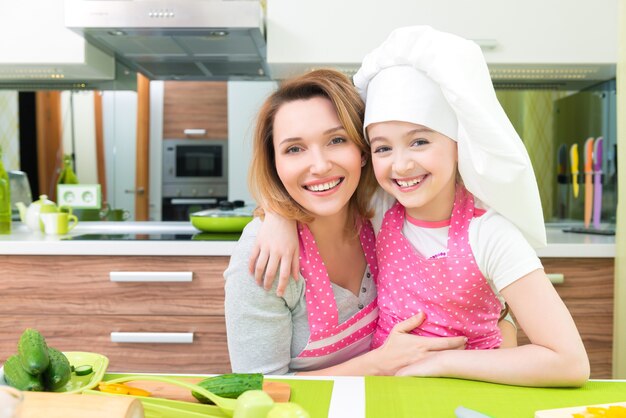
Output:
[[103, 374, 333, 418], [365, 377, 626, 418]]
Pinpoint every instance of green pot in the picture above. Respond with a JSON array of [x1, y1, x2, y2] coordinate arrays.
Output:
[[190, 208, 253, 233]]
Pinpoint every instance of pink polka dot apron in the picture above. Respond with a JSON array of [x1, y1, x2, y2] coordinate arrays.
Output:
[[372, 186, 503, 350], [289, 220, 379, 370]]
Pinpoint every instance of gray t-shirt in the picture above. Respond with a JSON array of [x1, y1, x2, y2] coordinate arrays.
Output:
[[224, 218, 377, 375]]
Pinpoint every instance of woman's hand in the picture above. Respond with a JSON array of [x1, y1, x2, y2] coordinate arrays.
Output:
[[371, 312, 467, 375], [249, 212, 299, 297]]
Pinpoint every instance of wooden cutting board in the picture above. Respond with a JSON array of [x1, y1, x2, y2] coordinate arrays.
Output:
[[120, 377, 291, 403], [22, 392, 144, 418], [535, 401, 626, 417]]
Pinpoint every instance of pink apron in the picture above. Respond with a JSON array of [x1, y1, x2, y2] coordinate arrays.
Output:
[[372, 186, 503, 350], [290, 220, 379, 371]]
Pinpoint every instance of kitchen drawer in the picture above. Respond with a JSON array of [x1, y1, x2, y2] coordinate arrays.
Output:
[[517, 258, 614, 379], [0, 255, 229, 316], [0, 315, 230, 374]]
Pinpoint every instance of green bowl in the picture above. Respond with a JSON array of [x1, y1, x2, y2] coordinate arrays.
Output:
[[190, 209, 253, 233]]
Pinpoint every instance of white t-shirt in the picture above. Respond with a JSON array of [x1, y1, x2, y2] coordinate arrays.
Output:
[[370, 188, 543, 303]]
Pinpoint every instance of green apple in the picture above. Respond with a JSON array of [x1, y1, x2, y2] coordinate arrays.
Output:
[[233, 390, 275, 418]]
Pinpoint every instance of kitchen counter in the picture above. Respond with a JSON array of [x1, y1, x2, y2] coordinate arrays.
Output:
[[0, 221, 616, 257], [0, 222, 238, 256]]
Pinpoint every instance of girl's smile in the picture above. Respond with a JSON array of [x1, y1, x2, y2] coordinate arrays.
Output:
[[394, 174, 429, 191]]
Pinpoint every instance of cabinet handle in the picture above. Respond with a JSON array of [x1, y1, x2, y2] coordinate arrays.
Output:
[[110, 332, 194, 344], [110, 272, 193, 282], [170, 198, 217, 205], [183, 129, 207, 136], [472, 39, 498, 51], [547, 273, 565, 285]]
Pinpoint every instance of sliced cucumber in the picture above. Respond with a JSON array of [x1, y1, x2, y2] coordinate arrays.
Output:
[[74, 365, 93, 376]]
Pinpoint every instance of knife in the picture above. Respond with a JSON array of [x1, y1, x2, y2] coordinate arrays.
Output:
[[455, 406, 494, 418], [583, 137, 594, 228], [593, 137, 604, 229], [570, 143, 579, 199], [556, 144, 568, 218]]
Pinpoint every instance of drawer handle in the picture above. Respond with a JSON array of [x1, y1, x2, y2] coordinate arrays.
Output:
[[110, 332, 194, 344], [183, 128, 207, 136], [547, 273, 565, 285], [110, 272, 193, 282]]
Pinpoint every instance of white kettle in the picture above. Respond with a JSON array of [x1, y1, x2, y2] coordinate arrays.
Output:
[[15, 195, 60, 232]]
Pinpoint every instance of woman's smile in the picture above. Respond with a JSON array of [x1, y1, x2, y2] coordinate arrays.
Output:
[[303, 177, 345, 194]]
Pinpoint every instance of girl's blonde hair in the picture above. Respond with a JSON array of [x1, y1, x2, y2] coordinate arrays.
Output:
[[249, 69, 377, 225]]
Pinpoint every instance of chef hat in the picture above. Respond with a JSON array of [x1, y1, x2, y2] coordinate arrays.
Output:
[[364, 65, 458, 141], [354, 25, 547, 248]]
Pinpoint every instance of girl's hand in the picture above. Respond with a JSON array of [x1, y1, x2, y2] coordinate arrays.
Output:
[[373, 312, 467, 375], [394, 353, 444, 377], [248, 212, 299, 297]]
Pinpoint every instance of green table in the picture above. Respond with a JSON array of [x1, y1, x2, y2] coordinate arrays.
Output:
[[366, 377, 626, 418]]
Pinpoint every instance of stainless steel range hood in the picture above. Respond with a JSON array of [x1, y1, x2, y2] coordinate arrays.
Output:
[[65, 0, 269, 81]]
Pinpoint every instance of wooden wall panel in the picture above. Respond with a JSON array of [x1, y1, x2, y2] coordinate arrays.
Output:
[[516, 258, 614, 378], [93, 91, 107, 203], [135, 73, 151, 220], [35, 91, 62, 199]]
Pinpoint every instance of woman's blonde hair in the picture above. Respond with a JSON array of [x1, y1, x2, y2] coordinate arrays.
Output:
[[249, 69, 376, 225]]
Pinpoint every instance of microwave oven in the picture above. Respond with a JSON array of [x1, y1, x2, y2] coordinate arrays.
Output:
[[162, 139, 228, 198]]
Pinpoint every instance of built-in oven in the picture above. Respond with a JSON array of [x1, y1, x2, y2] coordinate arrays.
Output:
[[162, 139, 228, 221]]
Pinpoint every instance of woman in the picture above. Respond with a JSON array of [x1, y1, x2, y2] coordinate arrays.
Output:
[[224, 69, 467, 375]]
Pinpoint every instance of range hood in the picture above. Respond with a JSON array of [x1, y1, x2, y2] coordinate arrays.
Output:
[[65, 0, 269, 81]]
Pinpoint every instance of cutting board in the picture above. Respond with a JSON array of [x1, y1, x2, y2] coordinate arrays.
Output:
[[21, 392, 144, 418], [535, 401, 626, 417], [119, 377, 291, 403]]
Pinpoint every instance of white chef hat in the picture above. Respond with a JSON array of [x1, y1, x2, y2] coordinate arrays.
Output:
[[354, 25, 547, 248], [364, 65, 458, 141]]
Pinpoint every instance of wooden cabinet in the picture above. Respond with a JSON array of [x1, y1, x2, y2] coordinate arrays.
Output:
[[517, 258, 614, 379], [0, 255, 231, 374], [163, 81, 228, 140]]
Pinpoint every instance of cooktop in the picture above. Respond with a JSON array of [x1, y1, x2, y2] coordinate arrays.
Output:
[[63, 233, 241, 241]]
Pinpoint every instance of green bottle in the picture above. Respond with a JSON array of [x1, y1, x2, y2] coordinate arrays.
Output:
[[57, 154, 79, 185], [0, 145, 11, 234]]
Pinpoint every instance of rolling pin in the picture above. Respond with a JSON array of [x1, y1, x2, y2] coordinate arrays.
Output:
[[20, 392, 144, 418]]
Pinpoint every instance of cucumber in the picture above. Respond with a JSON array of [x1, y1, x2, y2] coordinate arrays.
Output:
[[74, 365, 93, 376], [42, 347, 71, 390], [3, 354, 44, 391], [192, 373, 264, 404], [17, 328, 50, 375]]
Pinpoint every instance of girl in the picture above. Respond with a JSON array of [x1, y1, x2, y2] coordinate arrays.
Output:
[[224, 69, 467, 375], [252, 27, 589, 386]]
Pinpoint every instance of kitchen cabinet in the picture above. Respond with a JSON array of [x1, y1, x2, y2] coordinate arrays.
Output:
[[267, 0, 618, 81], [0, 255, 231, 374], [517, 258, 615, 379], [0, 0, 114, 81], [163, 82, 228, 140]]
